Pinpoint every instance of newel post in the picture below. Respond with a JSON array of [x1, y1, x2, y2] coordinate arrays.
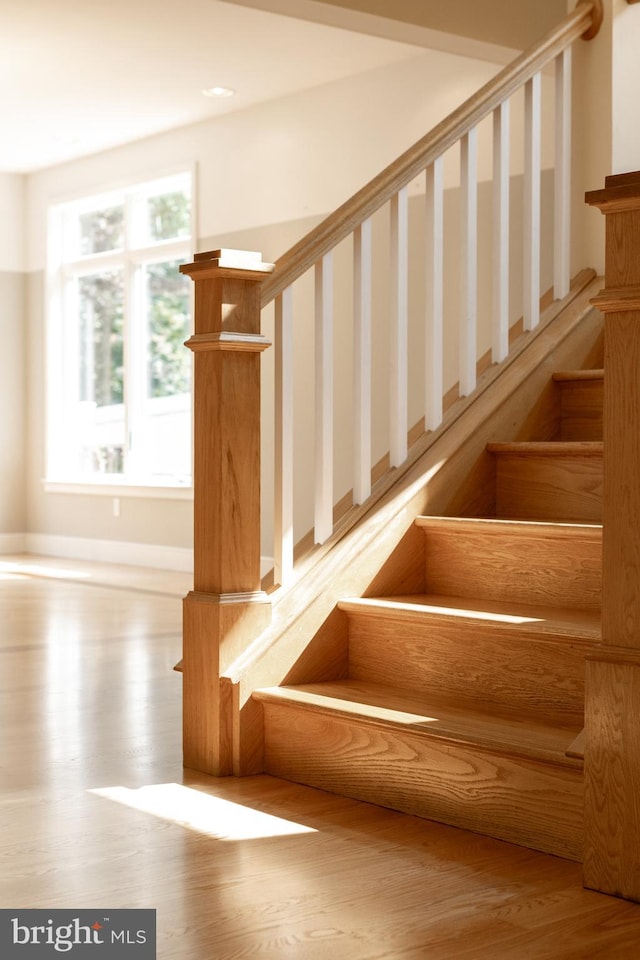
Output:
[[180, 249, 274, 775], [585, 172, 640, 900]]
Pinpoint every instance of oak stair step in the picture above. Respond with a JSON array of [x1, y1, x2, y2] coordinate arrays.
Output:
[[553, 369, 603, 441], [415, 516, 601, 609], [487, 440, 603, 522], [255, 680, 584, 861], [339, 595, 599, 724]]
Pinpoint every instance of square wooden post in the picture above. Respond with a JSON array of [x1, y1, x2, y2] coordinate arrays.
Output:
[[180, 250, 274, 775], [585, 172, 640, 900]]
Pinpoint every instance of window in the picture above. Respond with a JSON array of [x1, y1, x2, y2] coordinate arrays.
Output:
[[46, 171, 194, 491]]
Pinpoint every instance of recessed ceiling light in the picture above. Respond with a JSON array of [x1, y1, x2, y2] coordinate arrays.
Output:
[[202, 86, 235, 98]]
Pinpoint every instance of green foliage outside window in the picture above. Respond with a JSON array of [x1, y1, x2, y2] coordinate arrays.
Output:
[[147, 260, 191, 399], [148, 192, 191, 243], [79, 271, 124, 407], [79, 206, 124, 255]]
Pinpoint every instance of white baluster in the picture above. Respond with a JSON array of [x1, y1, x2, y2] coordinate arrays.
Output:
[[493, 100, 510, 363], [426, 158, 444, 431], [524, 72, 541, 331], [274, 287, 294, 586], [460, 128, 478, 396], [353, 219, 372, 504], [315, 254, 334, 544], [390, 186, 409, 466], [554, 47, 572, 300]]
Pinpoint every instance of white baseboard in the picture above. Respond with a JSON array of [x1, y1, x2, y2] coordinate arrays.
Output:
[[0, 533, 27, 553], [24, 533, 194, 572], [5, 532, 274, 577]]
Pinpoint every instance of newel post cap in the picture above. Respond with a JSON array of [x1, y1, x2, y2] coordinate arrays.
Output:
[[180, 248, 275, 282], [585, 171, 640, 212]]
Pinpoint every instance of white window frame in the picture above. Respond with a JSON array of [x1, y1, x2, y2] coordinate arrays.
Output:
[[45, 167, 196, 498]]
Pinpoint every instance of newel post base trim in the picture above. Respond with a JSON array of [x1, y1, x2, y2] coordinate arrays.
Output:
[[182, 590, 271, 776]]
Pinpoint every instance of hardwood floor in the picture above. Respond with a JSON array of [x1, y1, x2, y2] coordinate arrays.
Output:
[[2, 557, 640, 959]]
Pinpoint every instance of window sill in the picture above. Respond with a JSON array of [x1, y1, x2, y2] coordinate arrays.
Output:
[[43, 479, 193, 500]]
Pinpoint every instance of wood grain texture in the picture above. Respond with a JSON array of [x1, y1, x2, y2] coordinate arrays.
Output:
[[257, 684, 584, 861], [257, 681, 583, 764], [342, 594, 598, 723], [553, 371, 604, 440], [416, 517, 602, 609], [181, 259, 273, 775], [181, 264, 272, 596], [182, 591, 271, 774], [584, 659, 640, 899], [602, 313, 640, 649], [585, 172, 640, 901], [489, 442, 603, 522]]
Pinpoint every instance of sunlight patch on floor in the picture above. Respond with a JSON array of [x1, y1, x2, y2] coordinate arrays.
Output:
[[89, 783, 318, 840], [0, 560, 91, 581]]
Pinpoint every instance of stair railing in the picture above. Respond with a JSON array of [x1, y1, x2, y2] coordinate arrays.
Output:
[[258, 0, 602, 588], [180, 1, 603, 776]]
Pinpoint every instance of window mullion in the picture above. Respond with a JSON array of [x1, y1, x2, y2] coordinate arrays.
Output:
[[64, 249, 126, 275]]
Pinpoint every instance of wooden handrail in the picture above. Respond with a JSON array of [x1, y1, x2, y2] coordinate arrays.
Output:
[[260, 1, 601, 308]]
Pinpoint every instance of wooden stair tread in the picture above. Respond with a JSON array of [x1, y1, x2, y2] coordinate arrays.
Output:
[[486, 440, 603, 456], [415, 515, 602, 540], [338, 594, 600, 642], [255, 680, 583, 767], [553, 369, 604, 381]]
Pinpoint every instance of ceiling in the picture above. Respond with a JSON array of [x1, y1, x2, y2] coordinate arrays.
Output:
[[278, 0, 568, 52], [0, 0, 429, 174]]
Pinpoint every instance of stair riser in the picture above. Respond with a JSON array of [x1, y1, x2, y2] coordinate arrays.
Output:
[[263, 703, 583, 861], [422, 528, 601, 609], [494, 455, 602, 522], [347, 616, 587, 723], [558, 380, 603, 441]]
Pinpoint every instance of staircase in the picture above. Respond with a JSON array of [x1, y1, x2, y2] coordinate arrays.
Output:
[[179, 0, 618, 877], [254, 367, 604, 861]]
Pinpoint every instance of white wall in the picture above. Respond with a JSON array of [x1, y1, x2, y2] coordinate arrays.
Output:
[[570, 0, 640, 275], [570, 0, 611, 276], [22, 47, 510, 563], [0, 174, 26, 546], [25, 49, 507, 270], [611, 0, 640, 175]]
